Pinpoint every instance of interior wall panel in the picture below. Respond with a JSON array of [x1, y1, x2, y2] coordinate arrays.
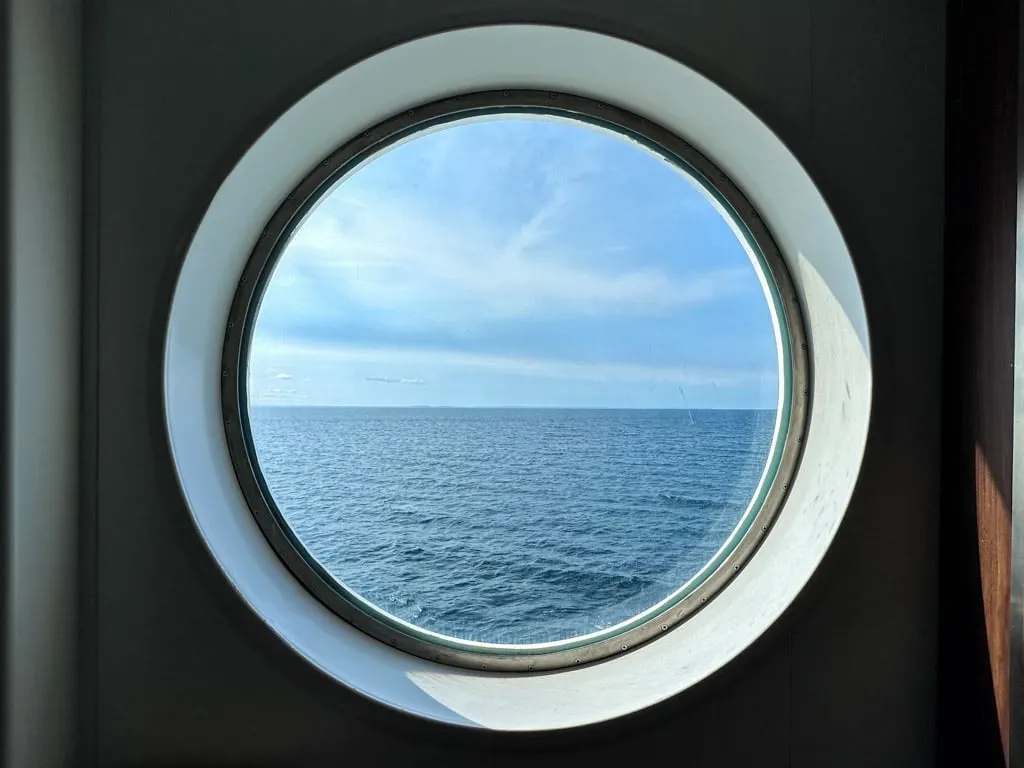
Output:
[[793, 3, 944, 765], [87, 1, 944, 765]]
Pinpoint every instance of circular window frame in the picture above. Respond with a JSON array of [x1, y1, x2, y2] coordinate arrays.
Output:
[[164, 24, 871, 731], [222, 89, 810, 672]]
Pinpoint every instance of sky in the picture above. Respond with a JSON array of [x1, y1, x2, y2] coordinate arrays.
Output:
[[248, 114, 781, 409]]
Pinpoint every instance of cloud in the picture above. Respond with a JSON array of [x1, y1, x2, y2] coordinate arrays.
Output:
[[366, 376, 427, 385], [271, 372, 293, 380], [255, 386, 302, 401], [279, 197, 752, 325]]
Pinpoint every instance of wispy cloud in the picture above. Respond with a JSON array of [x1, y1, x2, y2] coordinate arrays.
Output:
[[282, 203, 752, 323], [255, 386, 301, 402], [366, 376, 427, 385]]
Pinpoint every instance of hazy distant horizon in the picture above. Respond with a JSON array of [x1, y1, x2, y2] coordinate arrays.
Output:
[[248, 402, 779, 411]]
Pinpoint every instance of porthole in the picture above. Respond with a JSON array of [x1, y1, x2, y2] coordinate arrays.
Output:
[[221, 90, 808, 671], [165, 25, 869, 730]]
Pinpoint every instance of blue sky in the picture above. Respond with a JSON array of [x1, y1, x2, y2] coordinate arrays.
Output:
[[248, 115, 780, 409]]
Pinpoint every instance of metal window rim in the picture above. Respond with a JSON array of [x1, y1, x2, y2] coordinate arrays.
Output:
[[220, 89, 810, 673]]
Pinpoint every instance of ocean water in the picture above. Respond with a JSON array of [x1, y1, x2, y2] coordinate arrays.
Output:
[[249, 406, 776, 645]]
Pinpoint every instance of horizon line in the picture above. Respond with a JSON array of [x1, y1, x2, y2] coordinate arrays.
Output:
[[248, 403, 778, 411]]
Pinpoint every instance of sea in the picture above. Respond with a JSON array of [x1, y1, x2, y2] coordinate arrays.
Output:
[[249, 406, 776, 645]]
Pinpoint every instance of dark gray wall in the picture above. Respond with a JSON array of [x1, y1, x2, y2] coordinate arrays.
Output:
[[84, 1, 945, 765]]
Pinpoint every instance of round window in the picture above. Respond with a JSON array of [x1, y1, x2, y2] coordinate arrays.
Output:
[[222, 90, 808, 671]]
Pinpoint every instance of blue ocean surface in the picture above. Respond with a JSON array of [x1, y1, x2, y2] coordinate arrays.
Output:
[[249, 406, 776, 645]]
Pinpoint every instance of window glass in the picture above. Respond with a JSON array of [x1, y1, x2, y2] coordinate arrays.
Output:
[[244, 111, 784, 648]]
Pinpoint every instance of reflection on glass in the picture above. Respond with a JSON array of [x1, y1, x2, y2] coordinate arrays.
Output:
[[247, 116, 781, 645]]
